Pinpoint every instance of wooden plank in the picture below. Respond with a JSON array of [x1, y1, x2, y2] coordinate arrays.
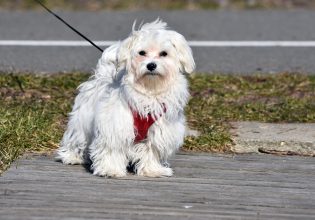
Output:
[[1, 153, 315, 220]]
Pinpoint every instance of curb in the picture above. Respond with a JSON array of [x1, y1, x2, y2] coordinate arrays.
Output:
[[230, 122, 315, 156]]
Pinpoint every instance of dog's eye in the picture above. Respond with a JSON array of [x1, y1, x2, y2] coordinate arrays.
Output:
[[159, 51, 168, 57], [139, 50, 146, 56]]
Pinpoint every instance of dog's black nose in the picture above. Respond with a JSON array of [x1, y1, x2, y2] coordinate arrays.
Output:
[[146, 62, 157, 71]]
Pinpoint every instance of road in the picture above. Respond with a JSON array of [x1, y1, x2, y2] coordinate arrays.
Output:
[[1, 10, 315, 74]]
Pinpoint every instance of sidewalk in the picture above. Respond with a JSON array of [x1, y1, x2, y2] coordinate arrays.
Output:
[[231, 122, 315, 156], [1, 122, 315, 219], [1, 153, 314, 219]]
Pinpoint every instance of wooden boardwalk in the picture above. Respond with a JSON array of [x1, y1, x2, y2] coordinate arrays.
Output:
[[1, 153, 315, 220]]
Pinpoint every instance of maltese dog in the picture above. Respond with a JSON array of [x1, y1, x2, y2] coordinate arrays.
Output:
[[57, 19, 195, 177]]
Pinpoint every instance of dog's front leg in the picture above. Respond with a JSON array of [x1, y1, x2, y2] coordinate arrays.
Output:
[[131, 142, 173, 177], [89, 136, 128, 178]]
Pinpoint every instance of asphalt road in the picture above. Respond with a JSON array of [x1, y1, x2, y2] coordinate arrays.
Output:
[[1, 10, 315, 74]]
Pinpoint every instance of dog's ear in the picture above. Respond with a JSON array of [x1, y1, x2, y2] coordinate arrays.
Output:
[[169, 31, 195, 74]]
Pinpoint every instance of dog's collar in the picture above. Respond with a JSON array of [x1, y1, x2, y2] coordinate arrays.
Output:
[[131, 104, 166, 143]]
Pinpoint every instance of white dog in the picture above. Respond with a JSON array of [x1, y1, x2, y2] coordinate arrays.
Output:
[[57, 19, 195, 177]]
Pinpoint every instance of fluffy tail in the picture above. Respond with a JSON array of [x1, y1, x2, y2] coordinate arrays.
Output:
[[94, 43, 120, 80]]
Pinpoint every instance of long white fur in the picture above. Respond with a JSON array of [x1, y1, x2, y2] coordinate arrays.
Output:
[[57, 19, 195, 178]]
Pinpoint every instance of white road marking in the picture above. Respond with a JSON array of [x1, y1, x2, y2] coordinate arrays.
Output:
[[1, 40, 315, 47], [188, 41, 315, 47], [0, 40, 116, 46]]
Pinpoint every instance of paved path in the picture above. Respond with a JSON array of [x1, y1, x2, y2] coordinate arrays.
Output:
[[1, 153, 315, 219], [231, 122, 315, 156], [1, 10, 315, 73]]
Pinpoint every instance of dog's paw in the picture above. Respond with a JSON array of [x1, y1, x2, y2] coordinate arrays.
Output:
[[93, 167, 127, 178], [137, 166, 173, 178], [56, 150, 84, 165]]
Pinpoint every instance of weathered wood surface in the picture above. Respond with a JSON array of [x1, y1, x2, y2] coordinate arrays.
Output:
[[1, 153, 315, 220]]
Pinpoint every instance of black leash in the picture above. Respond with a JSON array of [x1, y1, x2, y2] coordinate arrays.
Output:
[[34, 0, 104, 53]]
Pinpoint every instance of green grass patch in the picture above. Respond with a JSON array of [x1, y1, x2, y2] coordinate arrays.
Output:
[[1, 72, 315, 173], [184, 73, 315, 152], [0, 73, 89, 173]]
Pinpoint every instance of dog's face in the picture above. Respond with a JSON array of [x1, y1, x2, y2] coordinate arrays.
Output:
[[129, 33, 179, 94], [120, 27, 195, 95]]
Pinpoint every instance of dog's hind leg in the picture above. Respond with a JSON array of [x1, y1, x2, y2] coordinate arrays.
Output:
[[56, 102, 92, 165], [56, 78, 98, 164], [56, 122, 88, 165]]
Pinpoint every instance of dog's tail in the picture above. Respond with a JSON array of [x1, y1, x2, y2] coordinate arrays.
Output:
[[93, 43, 121, 82]]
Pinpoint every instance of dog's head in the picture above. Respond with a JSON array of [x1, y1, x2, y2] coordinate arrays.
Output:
[[119, 19, 195, 95]]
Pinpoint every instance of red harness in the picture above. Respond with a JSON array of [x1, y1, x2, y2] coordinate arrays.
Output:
[[132, 112, 156, 143], [132, 105, 166, 143]]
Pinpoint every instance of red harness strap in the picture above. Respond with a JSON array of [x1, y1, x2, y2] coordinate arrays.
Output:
[[132, 112, 156, 143], [132, 105, 166, 143]]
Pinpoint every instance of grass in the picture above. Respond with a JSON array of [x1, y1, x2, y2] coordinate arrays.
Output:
[[0, 73, 89, 174], [0, 0, 315, 10], [1, 72, 315, 174], [185, 73, 315, 152]]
